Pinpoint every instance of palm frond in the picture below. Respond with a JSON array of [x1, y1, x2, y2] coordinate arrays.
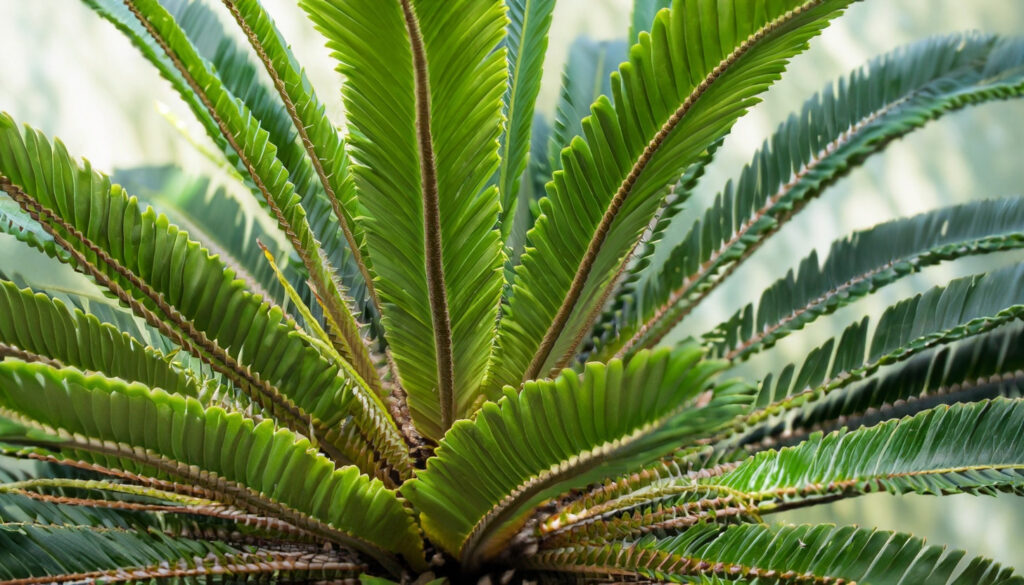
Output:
[[0, 361, 425, 572], [733, 263, 1024, 444], [499, 0, 556, 242], [403, 345, 748, 566], [115, 165, 289, 314], [544, 398, 1024, 546], [489, 0, 857, 389], [0, 114, 413, 483], [752, 323, 1024, 450], [0, 280, 197, 398], [220, 0, 380, 331], [706, 197, 1024, 361], [528, 523, 1022, 584], [722, 398, 1024, 507], [88, 0, 381, 338], [118, 0, 379, 387], [301, 0, 507, 439], [621, 34, 1024, 357]]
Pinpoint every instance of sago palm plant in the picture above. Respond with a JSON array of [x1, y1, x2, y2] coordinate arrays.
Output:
[[1, 0, 1023, 582]]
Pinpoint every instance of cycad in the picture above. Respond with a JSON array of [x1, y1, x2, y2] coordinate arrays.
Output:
[[1, 0, 1023, 582]]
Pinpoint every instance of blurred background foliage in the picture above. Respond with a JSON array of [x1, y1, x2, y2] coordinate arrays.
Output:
[[1, 0, 1023, 567]]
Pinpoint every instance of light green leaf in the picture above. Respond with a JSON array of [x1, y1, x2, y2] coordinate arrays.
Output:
[[489, 0, 856, 390], [402, 345, 746, 564], [0, 280, 196, 397], [0, 361, 424, 571], [301, 0, 507, 438]]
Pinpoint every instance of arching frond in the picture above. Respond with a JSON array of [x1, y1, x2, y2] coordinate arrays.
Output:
[[219, 0, 380, 336], [85, 0, 380, 338], [720, 399, 1024, 509], [548, 398, 1024, 547], [732, 263, 1024, 444], [528, 523, 1022, 584], [753, 323, 1024, 450], [499, 0, 556, 242], [621, 34, 1024, 357], [403, 345, 748, 566], [705, 197, 1024, 361], [0, 523, 365, 585], [114, 0, 378, 387], [0, 361, 424, 572], [115, 165, 290, 322], [489, 0, 857, 390], [0, 280, 196, 397], [0, 114, 413, 483]]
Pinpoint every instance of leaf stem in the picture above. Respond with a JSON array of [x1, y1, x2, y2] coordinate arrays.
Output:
[[400, 0, 456, 432]]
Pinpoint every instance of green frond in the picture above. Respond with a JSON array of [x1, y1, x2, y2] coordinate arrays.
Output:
[[0, 361, 424, 572], [528, 523, 1023, 584], [757, 323, 1024, 450], [706, 197, 1024, 362], [402, 345, 748, 565], [116, 0, 379, 388], [86, 0, 381, 338], [0, 458, 176, 531], [622, 33, 1024, 357], [0, 262, 168, 353], [585, 142, 722, 363], [735, 263, 1024, 442], [718, 399, 1024, 512], [301, 0, 508, 439], [220, 0, 379, 332], [0, 196, 67, 264], [489, 0, 856, 390], [504, 113, 554, 268], [0, 114, 413, 483], [504, 35, 627, 268], [0, 492, 160, 534], [0, 523, 242, 582], [81, 0, 221, 148], [0, 522, 366, 584], [553, 398, 1024, 546], [499, 0, 556, 241], [0, 280, 197, 397]]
